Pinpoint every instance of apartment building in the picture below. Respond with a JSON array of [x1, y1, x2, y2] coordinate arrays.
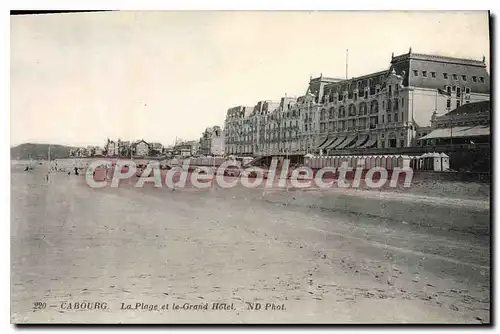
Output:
[[200, 126, 225, 156]]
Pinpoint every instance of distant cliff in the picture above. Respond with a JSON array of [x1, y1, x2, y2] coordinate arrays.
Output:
[[10, 143, 76, 160]]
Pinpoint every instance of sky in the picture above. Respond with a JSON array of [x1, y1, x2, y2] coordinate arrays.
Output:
[[10, 11, 490, 147]]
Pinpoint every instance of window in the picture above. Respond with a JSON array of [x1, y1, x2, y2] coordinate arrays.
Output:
[[472, 76, 478, 82], [462, 75, 467, 81], [456, 87, 461, 98], [452, 74, 458, 80], [452, 86, 456, 92], [446, 99, 451, 109], [480, 77, 485, 83], [381, 141, 385, 149], [457, 100, 461, 108], [447, 86, 452, 95], [381, 134, 385, 138], [394, 113, 398, 122], [431, 72, 436, 78], [388, 114, 391, 123], [413, 70, 418, 76], [443, 73, 449, 79], [422, 71, 427, 77], [400, 140, 405, 147], [364, 91, 368, 99], [401, 97, 404, 105], [354, 93, 357, 101]]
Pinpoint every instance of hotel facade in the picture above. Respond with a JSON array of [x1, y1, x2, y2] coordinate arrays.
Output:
[[223, 49, 490, 156]]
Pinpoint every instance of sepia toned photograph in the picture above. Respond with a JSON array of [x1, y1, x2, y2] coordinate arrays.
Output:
[[10, 10, 491, 324]]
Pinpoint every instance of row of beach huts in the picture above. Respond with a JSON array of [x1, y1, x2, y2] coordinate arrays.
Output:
[[304, 153, 450, 172]]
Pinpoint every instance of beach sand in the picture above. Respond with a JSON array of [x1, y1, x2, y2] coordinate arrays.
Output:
[[11, 167, 490, 323]]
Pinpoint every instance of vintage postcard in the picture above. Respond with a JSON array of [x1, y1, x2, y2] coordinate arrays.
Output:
[[10, 10, 491, 324]]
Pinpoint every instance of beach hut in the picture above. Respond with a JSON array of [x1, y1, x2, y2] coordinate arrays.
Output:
[[356, 156, 366, 169], [318, 156, 324, 169], [420, 153, 429, 170], [386, 155, 394, 170], [380, 155, 388, 169], [409, 156, 418, 170], [309, 157, 316, 169], [363, 156, 370, 169], [431, 152, 442, 171], [338, 156, 349, 169], [323, 156, 330, 168], [439, 153, 450, 171], [303, 154, 313, 168], [398, 155, 411, 169], [350, 156, 357, 169], [375, 155, 382, 169], [330, 156, 336, 168]]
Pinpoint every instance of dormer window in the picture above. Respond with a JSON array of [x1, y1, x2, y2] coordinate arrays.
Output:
[[480, 77, 485, 83], [472, 76, 478, 82], [431, 72, 436, 78], [422, 71, 427, 77], [452, 74, 458, 80], [413, 70, 418, 76], [443, 73, 449, 79], [462, 75, 467, 81]]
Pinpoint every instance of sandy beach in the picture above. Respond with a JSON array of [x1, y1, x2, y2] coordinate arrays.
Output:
[[11, 165, 490, 324]]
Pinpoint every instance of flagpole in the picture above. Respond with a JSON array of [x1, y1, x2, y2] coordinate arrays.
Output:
[[345, 49, 349, 80]]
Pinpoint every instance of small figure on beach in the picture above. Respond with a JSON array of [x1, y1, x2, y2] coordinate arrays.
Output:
[[74, 167, 79, 175]]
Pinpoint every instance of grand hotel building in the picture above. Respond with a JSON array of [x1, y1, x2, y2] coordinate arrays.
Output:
[[224, 49, 490, 156]]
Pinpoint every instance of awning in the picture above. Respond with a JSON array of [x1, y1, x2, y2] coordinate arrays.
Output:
[[346, 134, 369, 149], [359, 136, 377, 148], [318, 136, 336, 149], [316, 136, 330, 149], [335, 135, 357, 149], [420, 126, 490, 140], [325, 136, 346, 149]]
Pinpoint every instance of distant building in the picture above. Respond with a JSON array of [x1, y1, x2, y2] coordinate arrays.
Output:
[[106, 140, 119, 156], [75, 147, 88, 157], [94, 146, 104, 156], [117, 140, 131, 157], [174, 140, 199, 156], [200, 126, 225, 156], [132, 140, 150, 157], [150, 142, 164, 155], [419, 100, 490, 145]]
